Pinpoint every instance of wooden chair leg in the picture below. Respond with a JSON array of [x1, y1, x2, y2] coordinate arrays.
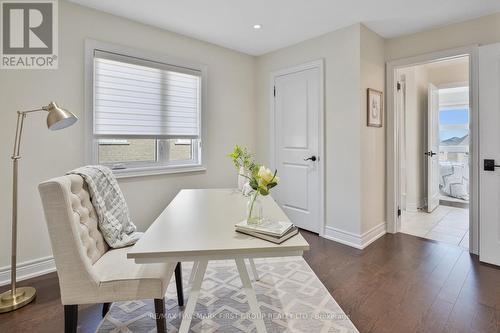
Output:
[[154, 298, 166, 333], [175, 262, 184, 307], [102, 302, 111, 317], [64, 304, 78, 333]]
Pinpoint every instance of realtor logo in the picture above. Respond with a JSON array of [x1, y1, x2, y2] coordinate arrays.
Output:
[[1, 0, 58, 69]]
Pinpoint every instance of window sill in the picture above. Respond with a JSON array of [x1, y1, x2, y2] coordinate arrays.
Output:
[[112, 164, 206, 179]]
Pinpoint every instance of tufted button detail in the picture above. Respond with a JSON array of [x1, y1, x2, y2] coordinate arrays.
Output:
[[67, 175, 108, 264]]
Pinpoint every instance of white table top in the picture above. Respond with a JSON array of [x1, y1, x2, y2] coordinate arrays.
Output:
[[128, 189, 309, 262]]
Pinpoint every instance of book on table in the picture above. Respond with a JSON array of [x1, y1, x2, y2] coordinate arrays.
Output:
[[235, 219, 294, 237], [236, 226, 299, 244]]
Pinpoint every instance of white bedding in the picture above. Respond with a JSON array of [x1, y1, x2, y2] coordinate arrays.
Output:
[[439, 161, 469, 200]]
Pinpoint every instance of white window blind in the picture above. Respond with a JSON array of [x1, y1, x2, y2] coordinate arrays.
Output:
[[93, 50, 201, 138]]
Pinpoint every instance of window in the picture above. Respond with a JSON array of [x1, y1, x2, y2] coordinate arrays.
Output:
[[86, 41, 205, 177], [438, 87, 469, 163]]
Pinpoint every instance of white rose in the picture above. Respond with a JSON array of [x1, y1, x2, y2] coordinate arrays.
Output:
[[258, 166, 277, 185]]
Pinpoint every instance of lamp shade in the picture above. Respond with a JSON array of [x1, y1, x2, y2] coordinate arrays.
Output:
[[46, 102, 78, 130]]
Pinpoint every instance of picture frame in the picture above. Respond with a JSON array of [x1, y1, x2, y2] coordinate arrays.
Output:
[[367, 88, 383, 127]]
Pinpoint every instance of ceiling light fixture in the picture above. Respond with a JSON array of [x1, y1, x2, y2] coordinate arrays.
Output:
[[253, 24, 262, 30]]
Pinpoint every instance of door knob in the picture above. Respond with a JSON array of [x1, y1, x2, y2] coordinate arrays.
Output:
[[304, 155, 317, 162], [424, 151, 437, 157], [484, 159, 500, 171]]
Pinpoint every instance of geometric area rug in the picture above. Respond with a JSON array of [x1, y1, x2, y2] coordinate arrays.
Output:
[[96, 257, 359, 332]]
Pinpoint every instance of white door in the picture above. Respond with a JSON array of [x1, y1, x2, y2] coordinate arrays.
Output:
[[272, 65, 322, 233], [479, 43, 500, 266], [427, 83, 440, 212]]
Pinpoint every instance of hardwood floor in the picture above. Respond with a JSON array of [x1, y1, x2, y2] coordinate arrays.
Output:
[[1, 232, 499, 332], [302, 232, 500, 333]]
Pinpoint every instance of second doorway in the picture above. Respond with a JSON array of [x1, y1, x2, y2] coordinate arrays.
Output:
[[398, 56, 470, 249]]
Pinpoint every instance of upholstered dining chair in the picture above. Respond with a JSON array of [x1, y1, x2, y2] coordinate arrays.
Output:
[[38, 174, 183, 333]]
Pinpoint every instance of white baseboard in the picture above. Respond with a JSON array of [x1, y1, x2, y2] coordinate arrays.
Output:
[[323, 222, 387, 250], [0, 256, 56, 287], [0, 224, 385, 284]]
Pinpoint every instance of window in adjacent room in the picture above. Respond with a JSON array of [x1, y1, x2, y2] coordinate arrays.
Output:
[[438, 86, 469, 164]]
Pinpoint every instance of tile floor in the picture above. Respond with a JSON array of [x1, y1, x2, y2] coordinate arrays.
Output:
[[401, 205, 469, 249]]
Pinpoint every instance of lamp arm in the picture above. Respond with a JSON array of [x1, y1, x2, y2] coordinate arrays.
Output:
[[12, 112, 25, 159], [12, 108, 47, 159], [19, 107, 48, 114]]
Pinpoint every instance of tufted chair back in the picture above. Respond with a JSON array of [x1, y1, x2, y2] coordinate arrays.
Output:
[[39, 175, 109, 302]]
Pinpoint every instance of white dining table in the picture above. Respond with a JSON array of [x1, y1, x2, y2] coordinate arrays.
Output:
[[127, 188, 310, 333]]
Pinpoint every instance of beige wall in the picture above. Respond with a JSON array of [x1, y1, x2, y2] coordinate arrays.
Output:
[[0, 1, 256, 269], [426, 60, 469, 86], [386, 12, 500, 61], [360, 25, 386, 233], [3, 2, 499, 273], [256, 24, 363, 234], [256, 24, 386, 236]]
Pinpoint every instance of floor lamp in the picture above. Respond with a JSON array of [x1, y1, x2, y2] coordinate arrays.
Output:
[[0, 102, 77, 313]]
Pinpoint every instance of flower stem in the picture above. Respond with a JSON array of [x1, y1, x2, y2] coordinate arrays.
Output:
[[247, 192, 258, 222]]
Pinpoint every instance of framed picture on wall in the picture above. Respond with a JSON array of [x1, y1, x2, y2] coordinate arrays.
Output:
[[367, 88, 383, 127]]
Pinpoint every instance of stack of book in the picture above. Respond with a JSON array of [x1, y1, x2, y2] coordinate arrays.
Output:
[[235, 219, 298, 244]]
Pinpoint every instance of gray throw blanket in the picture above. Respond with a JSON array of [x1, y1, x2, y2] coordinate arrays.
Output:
[[68, 165, 142, 248]]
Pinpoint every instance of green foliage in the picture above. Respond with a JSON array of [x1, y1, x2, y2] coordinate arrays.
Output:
[[228, 145, 255, 171], [228, 145, 279, 197]]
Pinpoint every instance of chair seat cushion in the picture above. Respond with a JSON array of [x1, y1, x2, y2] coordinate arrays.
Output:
[[92, 247, 176, 302]]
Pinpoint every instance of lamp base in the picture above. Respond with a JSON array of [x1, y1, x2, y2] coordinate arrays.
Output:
[[0, 287, 36, 313]]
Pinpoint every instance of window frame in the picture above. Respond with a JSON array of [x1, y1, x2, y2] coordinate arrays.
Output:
[[84, 39, 207, 178]]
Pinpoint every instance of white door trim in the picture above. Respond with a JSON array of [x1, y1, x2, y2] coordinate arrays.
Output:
[[386, 45, 479, 254], [269, 59, 325, 236]]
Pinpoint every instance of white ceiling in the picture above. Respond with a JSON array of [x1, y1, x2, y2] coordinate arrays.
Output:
[[69, 0, 500, 56]]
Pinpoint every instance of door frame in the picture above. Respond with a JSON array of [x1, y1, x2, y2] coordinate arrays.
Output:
[[386, 45, 479, 254], [269, 59, 325, 236]]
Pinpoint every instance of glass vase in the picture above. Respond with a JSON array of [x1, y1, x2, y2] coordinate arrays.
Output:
[[246, 192, 263, 225]]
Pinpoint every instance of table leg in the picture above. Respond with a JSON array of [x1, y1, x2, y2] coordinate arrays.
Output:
[[235, 258, 267, 333], [248, 258, 260, 281], [188, 260, 199, 286], [179, 259, 207, 333]]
